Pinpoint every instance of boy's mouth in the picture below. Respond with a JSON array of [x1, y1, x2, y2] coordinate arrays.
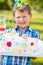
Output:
[[19, 22, 26, 24]]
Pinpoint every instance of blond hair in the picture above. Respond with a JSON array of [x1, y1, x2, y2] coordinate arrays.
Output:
[[13, 5, 31, 16]]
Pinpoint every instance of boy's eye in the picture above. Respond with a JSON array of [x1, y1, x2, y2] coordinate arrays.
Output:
[[17, 16, 26, 18], [16, 17, 20, 18]]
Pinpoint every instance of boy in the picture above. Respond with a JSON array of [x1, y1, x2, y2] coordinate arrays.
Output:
[[0, 0, 41, 65]]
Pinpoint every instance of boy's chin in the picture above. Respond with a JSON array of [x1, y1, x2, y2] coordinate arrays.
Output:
[[19, 26, 28, 30]]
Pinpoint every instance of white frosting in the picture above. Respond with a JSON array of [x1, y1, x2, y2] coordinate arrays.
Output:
[[0, 31, 43, 57]]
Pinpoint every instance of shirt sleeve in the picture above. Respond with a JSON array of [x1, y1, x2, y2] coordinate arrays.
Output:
[[35, 31, 42, 40], [4, 28, 12, 34]]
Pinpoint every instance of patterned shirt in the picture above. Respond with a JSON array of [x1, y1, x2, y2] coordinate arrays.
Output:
[[1, 26, 41, 65]]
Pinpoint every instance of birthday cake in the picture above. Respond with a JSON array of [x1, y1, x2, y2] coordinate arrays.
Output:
[[0, 30, 43, 57]]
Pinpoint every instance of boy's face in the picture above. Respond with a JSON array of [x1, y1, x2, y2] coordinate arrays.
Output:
[[14, 10, 31, 30]]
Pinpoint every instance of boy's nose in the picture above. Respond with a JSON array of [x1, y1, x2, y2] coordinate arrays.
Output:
[[20, 17, 23, 21]]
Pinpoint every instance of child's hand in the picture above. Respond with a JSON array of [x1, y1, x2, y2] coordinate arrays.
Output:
[[0, 55, 2, 62]]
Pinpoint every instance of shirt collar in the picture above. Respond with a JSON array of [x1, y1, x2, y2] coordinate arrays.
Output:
[[15, 26, 32, 32]]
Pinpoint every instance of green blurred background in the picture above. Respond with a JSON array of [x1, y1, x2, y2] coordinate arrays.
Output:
[[0, 0, 43, 65]]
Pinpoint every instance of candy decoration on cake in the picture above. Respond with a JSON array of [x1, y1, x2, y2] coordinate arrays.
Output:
[[0, 36, 2, 41], [30, 42, 34, 46], [21, 43, 27, 48], [22, 34, 27, 39], [12, 47, 18, 52], [6, 41, 12, 47]]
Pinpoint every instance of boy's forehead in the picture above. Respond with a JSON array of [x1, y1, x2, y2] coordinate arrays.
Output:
[[14, 10, 29, 17], [14, 7, 28, 13], [15, 10, 28, 15]]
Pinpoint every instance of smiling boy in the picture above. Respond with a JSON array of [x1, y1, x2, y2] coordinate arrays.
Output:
[[0, 0, 41, 65], [13, 6, 31, 31]]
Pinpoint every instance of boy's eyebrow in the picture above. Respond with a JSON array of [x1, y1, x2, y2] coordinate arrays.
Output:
[[15, 16, 20, 18], [16, 16, 20, 18], [15, 15, 27, 18]]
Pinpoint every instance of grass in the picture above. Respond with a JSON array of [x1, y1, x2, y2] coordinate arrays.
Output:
[[0, 10, 43, 65]]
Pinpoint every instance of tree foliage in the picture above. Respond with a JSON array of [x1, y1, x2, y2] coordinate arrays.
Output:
[[0, 0, 13, 10], [0, 0, 43, 11], [28, 0, 43, 11]]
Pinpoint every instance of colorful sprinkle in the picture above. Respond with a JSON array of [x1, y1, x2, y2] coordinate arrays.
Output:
[[21, 43, 27, 48], [12, 48, 18, 52], [31, 42, 34, 46], [6, 41, 12, 47], [24, 49, 26, 52], [19, 49, 22, 53], [0, 37, 2, 41]]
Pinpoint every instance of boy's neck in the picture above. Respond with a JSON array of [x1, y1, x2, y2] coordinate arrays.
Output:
[[19, 26, 29, 31]]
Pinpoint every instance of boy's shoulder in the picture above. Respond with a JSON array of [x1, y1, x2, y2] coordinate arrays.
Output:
[[28, 27, 40, 34], [31, 29, 41, 39], [5, 28, 15, 33], [32, 29, 39, 34]]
